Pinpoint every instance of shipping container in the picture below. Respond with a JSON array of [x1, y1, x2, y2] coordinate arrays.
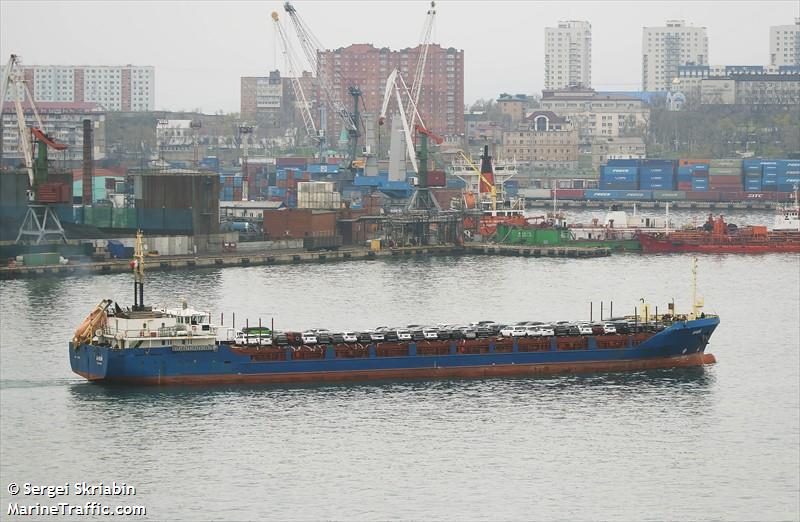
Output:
[[550, 189, 584, 200], [601, 166, 638, 177], [708, 167, 741, 176], [606, 159, 640, 167], [677, 182, 692, 191], [22, 252, 60, 266], [584, 190, 652, 201], [652, 190, 687, 201], [709, 159, 742, 168], [276, 157, 310, 168], [686, 191, 721, 201], [424, 170, 446, 187], [678, 159, 711, 167]]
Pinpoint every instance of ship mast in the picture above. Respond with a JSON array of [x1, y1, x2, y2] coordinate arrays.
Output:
[[132, 229, 145, 311], [691, 256, 704, 318]]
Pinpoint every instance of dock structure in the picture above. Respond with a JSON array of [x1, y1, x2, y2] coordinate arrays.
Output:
[[526, 199, 781, 210], [464, 243, 611, 258], [0, 243, 610, 280]]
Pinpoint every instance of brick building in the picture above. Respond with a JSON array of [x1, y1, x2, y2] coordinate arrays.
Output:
[[317, 43, 464, 140]]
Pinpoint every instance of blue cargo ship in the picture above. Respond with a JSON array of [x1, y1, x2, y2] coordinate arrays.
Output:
[[69, 233, 719, 385]]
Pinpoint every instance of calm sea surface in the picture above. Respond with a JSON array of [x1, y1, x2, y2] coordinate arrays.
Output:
[[1, 211, 799, 520]]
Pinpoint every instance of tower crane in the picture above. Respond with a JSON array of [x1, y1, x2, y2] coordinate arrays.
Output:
[[406, 1, 436, 131], [1, 54, 68, 243], [282, 2, 361, 168]]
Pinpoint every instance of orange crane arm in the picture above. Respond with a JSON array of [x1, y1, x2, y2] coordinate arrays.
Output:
[[31, 127, 67, 150], [414, 124, 443, 144]]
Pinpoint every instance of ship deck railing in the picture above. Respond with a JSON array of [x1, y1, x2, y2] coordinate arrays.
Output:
[[101, 324, 216, 340]]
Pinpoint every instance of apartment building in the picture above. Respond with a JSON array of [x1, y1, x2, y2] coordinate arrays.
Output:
[[1, 102, 106, 162], [770, 19, 800, 66], [545, 21, 592, 90], [4, 65, 154, 111], [317, 43, 464, 139], [642, 20, 708, 91]]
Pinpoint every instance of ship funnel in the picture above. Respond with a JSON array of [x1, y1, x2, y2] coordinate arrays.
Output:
[[479, 145, 494, 194]]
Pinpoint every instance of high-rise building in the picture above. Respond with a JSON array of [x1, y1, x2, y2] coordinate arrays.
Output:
[[770, 19, 800, 66], [241, 70, 315, 135], [317, 43, 464, 139], [642, 20, 708, 91], [545, 21, 592, 90], [2, 102, 106, 162], [3, 65, 155, 111]]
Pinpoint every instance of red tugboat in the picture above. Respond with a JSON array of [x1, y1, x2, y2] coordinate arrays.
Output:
[[638, 212, 800, 254]]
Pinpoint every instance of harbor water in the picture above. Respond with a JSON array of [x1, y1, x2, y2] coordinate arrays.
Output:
[[1, 253, 799, 520]]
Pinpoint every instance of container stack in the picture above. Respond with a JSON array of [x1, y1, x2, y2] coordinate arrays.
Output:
[[742, 159, 764, 192], [777, 160, 800, 192], [639, 160, 675, 190], [219, 175, 243, 201], [297, 181, 341, 210], [676, 159, 709, 191], [708, 159, 743, 192], [599, 165, 639, 190]]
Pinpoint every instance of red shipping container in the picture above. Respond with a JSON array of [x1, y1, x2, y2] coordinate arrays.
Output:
[[426, 170, 446, 187], [691, 171, 709, 177], [276, 157, 310, 168], [686, 191, 721, 201], [677, 182, 692, 190], [551, 189, 585, 200], [709, 175, 742, 184], [720, 192, 749, 201]]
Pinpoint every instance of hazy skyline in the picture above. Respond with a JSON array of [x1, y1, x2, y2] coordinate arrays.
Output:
[[1, 1, 797, 113]]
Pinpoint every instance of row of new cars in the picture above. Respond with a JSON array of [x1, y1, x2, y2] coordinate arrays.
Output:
[[228, 319, 664, 347]]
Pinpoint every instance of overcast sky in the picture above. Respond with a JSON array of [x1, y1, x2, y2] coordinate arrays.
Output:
[[1, 1, 797, 113]]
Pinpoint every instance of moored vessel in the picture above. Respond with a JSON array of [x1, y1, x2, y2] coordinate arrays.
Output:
[[69, 232, 720, 386], [638, 211, 800, 254]]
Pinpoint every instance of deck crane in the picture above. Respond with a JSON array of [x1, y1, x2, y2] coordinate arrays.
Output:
[[271, 11, 320, 151], [282, 2, 361, 168], [1, 54, 68, 243]]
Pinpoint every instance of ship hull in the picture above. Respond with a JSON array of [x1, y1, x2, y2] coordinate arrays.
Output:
[[70, 318, 719, 386], [639, 233, 800, 253]]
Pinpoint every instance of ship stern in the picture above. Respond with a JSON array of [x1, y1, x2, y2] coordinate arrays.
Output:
[[69, 343, 110, 381]]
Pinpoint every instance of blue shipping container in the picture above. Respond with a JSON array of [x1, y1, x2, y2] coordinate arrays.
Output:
[[606, 159, 641, 167], [691, 164, 709, 172], [585, 190, 652, 200], [601, 166, 638, 176]]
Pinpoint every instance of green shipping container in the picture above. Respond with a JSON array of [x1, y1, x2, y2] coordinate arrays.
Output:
[[23, 252, 60, 266], [709, 159, 743, 168], [708, 167, 741, 176], [652, 190, 687, 201], [111, 208, 137, 229]]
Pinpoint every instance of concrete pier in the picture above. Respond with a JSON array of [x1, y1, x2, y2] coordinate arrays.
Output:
[[0, 243, 611, 280]]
